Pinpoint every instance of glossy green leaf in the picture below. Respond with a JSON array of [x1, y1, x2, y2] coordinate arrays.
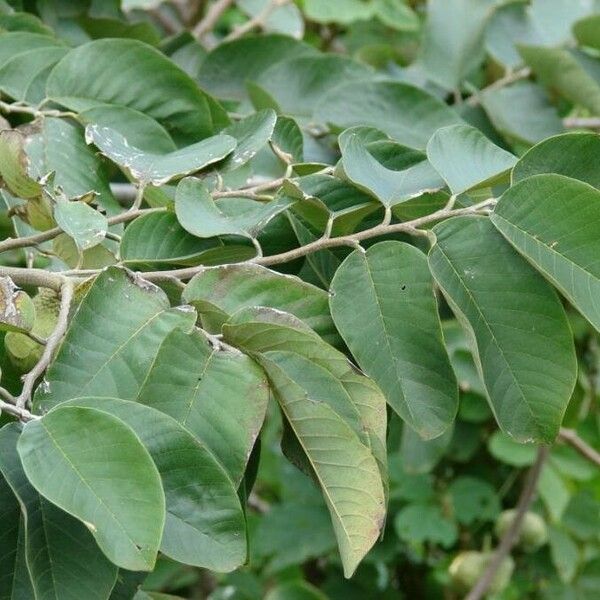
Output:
[[47, 39, 229, 145], [0, 422, 118, 599], [34, 266, 196, 412], [223, 308, 385, 577], [80, 105, 176, 154], [429, 216, 576, 443], [175, 177, 294, 240], [183, 263, 339, 344], [519, 46, 600, 115], [26, 117, 119, 213], [426, 124, 516, 195], [137, 328, 268, 486], [419, 0, 494, 90], [400, 423, 454, 473], [18, 407, 165, 571], [256, 55, 373, 118], [511, 132, 600, 189], [339, 135, 444, 206], [0, 32, 66, 103], [120, 211, 223, 267], [492, 174, 600, 333], [480, 82, 564, 146], [85, 125, 236, 186], [54, 200, 108, 250], [222, 109, 277, 171], [61, 397, 247, 571], [315, 81, 463, 149], [198, 34, 316, 102], [330, 241, 457, 439]]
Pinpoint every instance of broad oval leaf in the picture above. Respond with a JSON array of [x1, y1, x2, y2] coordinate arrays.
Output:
[[511, 132, 600, 189], [34, 266, 196, 412], [182, 263, 339, 345], [175, 177, 294, 240], [61, 398, 247, 572], [492, 174, 600, 334], [330, 241, 458, 439], [197, 34, 316, 102], [223, 308, 386, 577], [315, 80, 463, 149], [85, 125, 236, 186], [17, 406, 166, 571], [428, 216, 576, 443], [0, 422, 117, 600], [137, 328, 269, 487], [46, 39, 229, 145], [54, 201, 108, 251], [339, 134, 444, 206], [426, 124, 516, 195]]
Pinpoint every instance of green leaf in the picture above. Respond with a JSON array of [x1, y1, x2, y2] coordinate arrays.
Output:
[[119, 211, 225, 267], [174, 177, 294, 240], [400, 423, 453, 473], [256, 55, 373, 118], [0, 422, 118, 599], [254, 502, 336, 573], [428, 217, 576, 443], [17, 407, 165, 571], [85, 125, 236, 186], [46, 39, 229, 145], [265, 581, 328, 600], [315, 81, 463, 149], [519, 46, 600, 115], [487, 431, 537, 467], [0, 450, 33, 600], [34, 266, 196, 412], [80, 105, 176, 154], [54, 200, 108, 250], [222, 109, 277, 171], [0, 129, 42, 199], [198, 34, 316, 102], [480, 82, 564, 146], [573, 14, 600, 51], [61, 397, 247, 572], [394, 503, 457, 548], [549, 527, 579, 583], [223, 307, 387, 576], [426, 124, 516, 195], [26, 117, 119, 213], [302, 0, 373, 25], [419, 0, 494, 90], [511, 132, 600, 189], [136, 329, 268, 487], [448, 477, 500, 525], [0, 31, 66, 103], [238, 0, 304, 38], [182, 263, 340, 345], [339, 135, 444, 206], [492, 174, 600, 334], [330, 241, 457, 439]]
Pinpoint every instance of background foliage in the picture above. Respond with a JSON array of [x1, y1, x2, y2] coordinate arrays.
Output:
[[0, 1, 600, 599]]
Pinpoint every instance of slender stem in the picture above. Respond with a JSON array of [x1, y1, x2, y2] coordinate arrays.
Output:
[[563, 117, 600, 129], [466, 68, 531, 107], [0, 398, 38, 421], [0, 266, 66, 290], [15, 280, 74, 409], [0, 207, 164, 255], [465, 447, 549, 600], [213, 176, 286, 198], [130, 184, 147, 212], [224, 0, 289, 41], [193, 0, 234, 39], [558, 427, 600, 468]]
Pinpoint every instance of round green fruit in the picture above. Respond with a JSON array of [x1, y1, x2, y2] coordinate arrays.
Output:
[[495, 510, 548, 552], [449, 551, 514, 594]]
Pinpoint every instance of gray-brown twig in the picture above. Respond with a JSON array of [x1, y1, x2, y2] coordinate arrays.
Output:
[[193, 0, 235, 39], [558, 427, 600, 468], [465, 447, 549, 600], [15, 279, 74, 409]]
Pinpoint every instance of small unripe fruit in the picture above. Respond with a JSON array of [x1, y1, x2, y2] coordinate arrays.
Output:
[[449, 551, 514, 594], [495, 510, 548, 552]]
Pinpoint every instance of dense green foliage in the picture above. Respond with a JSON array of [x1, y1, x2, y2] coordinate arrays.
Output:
[[0, 1, 600, 599]]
